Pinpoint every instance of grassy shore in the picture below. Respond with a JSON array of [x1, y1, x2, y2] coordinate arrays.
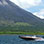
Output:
[[0, 32, 44, 35]]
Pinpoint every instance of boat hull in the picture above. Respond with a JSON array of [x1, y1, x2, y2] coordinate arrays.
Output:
[[19, 36, 44, 41], [19, 36, 35, 40]]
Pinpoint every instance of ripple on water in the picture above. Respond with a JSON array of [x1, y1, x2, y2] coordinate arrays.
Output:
[[0, 35, 44, 44]]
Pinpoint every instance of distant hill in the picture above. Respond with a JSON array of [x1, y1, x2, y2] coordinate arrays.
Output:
[[0, 0, 44, 32]]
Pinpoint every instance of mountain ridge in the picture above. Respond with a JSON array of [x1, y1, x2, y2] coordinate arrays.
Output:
[[0, 0, 44, 32]]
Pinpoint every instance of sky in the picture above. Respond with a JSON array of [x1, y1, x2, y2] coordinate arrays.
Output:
[[10, 0, 44, 19]]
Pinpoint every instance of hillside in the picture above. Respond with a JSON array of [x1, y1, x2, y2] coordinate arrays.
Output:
[[0, 0, 44, 33]]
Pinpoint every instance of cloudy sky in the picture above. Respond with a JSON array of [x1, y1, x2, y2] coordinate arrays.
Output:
[[10, 0, 44, 19]]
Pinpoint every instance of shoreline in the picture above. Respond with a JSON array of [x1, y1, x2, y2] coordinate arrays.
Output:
[[0, 32, 44, 35]]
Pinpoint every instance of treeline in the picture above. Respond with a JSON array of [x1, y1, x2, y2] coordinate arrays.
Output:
[[0, 22, 44, 33]]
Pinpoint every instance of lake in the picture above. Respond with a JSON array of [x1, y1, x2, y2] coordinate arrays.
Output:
[[0, 35, 44, 44]]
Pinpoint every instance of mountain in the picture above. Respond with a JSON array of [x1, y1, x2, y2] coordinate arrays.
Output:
[[0, 0, 44, 32]]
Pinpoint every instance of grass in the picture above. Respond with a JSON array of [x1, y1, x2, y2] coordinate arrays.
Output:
[[0, 32, 44, 35]]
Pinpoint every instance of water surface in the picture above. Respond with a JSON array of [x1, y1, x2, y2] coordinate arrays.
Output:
[[0, 35, 44, 44]]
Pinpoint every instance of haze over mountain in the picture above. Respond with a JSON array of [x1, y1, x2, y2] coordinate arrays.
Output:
[[0, 0, 44, 32]]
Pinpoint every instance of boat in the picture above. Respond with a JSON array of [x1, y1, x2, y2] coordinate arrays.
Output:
[[19, 35, 44, 41]]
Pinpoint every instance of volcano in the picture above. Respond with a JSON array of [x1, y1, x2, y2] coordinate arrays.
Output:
[[0, 0, 44, 32]]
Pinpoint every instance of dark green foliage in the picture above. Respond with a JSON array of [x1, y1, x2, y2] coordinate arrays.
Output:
[[0, 22, 44, 33]]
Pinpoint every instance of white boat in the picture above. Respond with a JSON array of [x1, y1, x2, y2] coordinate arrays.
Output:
[[19, 35, 44, 41]]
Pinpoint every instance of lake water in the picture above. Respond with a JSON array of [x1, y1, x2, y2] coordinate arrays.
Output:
[[0, 35, 44, 44]]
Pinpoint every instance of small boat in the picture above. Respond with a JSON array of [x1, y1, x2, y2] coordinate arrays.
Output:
[[19, 35, 44, 41]]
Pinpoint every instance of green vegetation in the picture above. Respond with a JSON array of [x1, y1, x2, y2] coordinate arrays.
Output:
[[0, 22, 44, 35], [0, 32, 44, 35]]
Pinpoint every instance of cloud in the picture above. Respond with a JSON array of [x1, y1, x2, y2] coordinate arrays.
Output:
[[10, 0, 44, 19], [0, 0, 8, 5], [10, 0, 42, 8], [3, 0, 8, 5], [33, 9, 44, 19], [0, 1, 3, 5]]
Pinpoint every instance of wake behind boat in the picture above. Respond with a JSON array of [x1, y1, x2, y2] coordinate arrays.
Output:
[[19, 35, 44, 41]]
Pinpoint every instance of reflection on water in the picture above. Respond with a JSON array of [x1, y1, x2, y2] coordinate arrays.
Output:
[[0, 35, 44, 44]]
